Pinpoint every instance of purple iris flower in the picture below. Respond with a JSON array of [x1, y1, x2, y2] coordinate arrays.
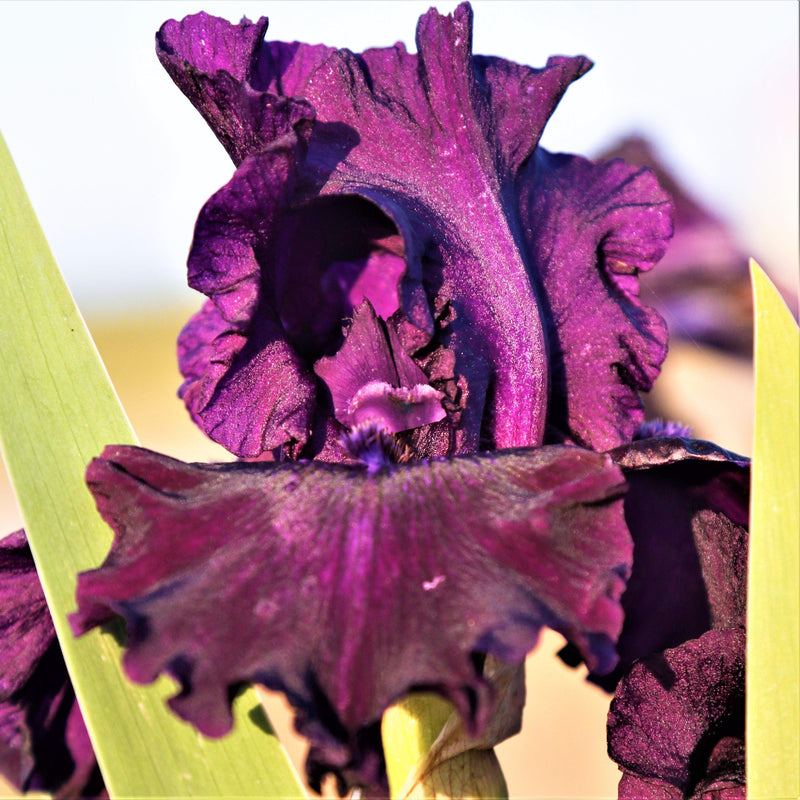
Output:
[[66, 3, 674, 793], [1, 4, 753, 799], [0, 531, 104, 798]]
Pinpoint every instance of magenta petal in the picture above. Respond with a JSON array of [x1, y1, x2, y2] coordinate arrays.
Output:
[[520, 151, 673, 449], [609, 629, 745, 799], [71, 444, 630, 792], [0, 531, 103, 797]]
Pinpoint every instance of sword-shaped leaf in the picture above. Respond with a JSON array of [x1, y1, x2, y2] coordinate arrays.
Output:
[[746, 260, 799, 798], [0, 131, 306, 798]]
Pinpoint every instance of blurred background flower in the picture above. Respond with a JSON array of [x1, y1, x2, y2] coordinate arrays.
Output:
[[0, 1, 796, 797]]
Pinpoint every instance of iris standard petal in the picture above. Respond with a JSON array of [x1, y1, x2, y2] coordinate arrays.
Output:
[[71, 444, 631, 793], [177, 146, 319, 457], [519, 151, 673, 449], [597, 136, 756, 355], [161, 3, 672, 458], [156, 14, 315, 166]]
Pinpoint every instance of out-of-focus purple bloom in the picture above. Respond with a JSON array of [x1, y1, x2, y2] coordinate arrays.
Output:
[[157, 3, 673, 460], [70, 443, 632, 794], [595, 136, 754, 355], [0, 531, 104, 799]]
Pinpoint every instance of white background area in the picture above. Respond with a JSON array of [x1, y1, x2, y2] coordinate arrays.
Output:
[[0, 0, 797, 314]]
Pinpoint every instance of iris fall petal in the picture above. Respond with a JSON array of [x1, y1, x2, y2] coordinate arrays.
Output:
[[71, 443, 631, 792]]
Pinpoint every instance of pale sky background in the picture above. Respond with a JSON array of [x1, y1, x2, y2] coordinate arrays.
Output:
[[0, 0, 797, 314]]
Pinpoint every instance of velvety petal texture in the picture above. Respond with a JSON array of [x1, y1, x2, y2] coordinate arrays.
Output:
[[158, 2, 672, 459], [519, 152, 672, 449], [0, 531, 103, 798], [560, 437, 749, 690], [556, 437, 748, 799], [71, 444, 631, 793], [609, 629, 745, 799]]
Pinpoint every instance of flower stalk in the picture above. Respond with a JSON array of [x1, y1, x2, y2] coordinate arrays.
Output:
[[382, 694, 508, 799]]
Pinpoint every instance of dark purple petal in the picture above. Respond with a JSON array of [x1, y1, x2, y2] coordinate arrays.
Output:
[[519, 150, 673, 449], [71, 444, 631, 793], [179, 147, 413, 457], [162, 3, 672, 457], [609, 629, 745, 799], [177, 147, 318, 457], [0, 531, 103, 798], [314, 301, 445, 433], [561, 437, 748, 690], [472, 53, 593, 175], [158, 13, 267, 81]]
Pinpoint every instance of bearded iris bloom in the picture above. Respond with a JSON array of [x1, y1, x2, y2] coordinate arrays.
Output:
[[65, 2, 664, 792], [0, 3, 753, 798]]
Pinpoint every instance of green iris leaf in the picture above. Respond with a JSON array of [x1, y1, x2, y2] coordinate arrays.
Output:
[[746, 260, 799, 799]]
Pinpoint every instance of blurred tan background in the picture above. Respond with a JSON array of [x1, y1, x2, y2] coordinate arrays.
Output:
[[0, 303, 755, 799]]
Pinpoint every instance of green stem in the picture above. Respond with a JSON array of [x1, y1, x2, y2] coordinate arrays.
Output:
[[383, 693, 453, 795], [382, 694, 508, 799]]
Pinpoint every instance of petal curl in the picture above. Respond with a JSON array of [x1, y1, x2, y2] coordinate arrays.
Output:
[[177, 146, 319, 457], [71, 444, 631, 792], [597, 136, 755, 355], [608, 629, 745, 799], [0, 531, 103, 798], [156, 14, 315, 165]]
